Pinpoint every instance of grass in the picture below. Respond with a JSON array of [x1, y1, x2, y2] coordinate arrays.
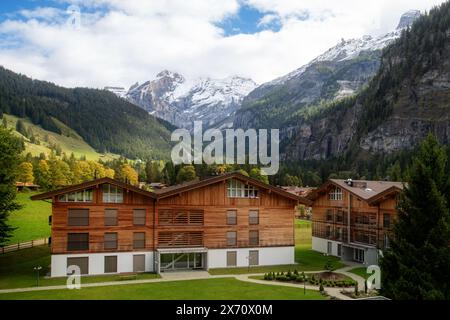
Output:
[[0, 278, 326, 300], [6, 191, 51, 244], [209, 220, 344, 275], [0, 246, 158, 290], [348, 267, 369, 280], [3, 114, 119, 161]]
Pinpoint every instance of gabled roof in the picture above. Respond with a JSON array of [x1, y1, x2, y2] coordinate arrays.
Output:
[[154, 172, 305, 202], [30, 177, 157, 200], [307, 179, 404, 205], [31, 172, 309, 203]]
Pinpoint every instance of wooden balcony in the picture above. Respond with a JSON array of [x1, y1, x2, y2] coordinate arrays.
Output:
[[158, 209, 204, 226], [157, 231, 203, 248]]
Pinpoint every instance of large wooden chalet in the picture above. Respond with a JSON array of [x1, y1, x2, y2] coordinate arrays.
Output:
[[32, 172, 305, 277], [306, 179, 403, 265]]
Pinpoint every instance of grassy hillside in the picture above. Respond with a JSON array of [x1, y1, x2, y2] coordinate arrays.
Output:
[[3, 114, 120, 161], [6, 192, 51, 244], [0, 66, 174, 160]]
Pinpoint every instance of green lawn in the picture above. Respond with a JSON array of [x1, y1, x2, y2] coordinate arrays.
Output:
[[0, 246, 158, 290], [6, 191, 51, 244], [209, 220, 344, 275], [348, 267, 369, 280], [0, 278, 326, 300]]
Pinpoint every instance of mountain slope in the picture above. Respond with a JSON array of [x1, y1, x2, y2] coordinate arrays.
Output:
[[233, 11, 420, 130], [281, 2, 450, 161], [125, 71, 257, 129], [0, 67, 174, 160]]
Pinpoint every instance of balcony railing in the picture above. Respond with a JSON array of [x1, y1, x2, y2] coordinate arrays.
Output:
[[207, 240, 294, 249]]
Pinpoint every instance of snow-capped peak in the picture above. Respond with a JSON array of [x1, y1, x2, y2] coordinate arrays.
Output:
[[397, 10, 421, 30]]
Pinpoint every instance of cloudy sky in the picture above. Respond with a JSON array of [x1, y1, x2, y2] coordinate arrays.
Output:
[[0, 0, 446, 89]]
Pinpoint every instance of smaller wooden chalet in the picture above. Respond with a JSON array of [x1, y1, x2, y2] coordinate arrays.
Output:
[[306, 179, 404, 265]]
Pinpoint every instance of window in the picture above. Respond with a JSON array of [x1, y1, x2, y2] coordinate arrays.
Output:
[[104, 233, 118, 250], [227, 179, 259, 198], [336, 210, 344, 223], [67, 257, 89, 275], [326, 209, 334, 222], [104, 256, 117, 273], [102, 184, 123, 203], [249, 250, 259, 266], [133, 232, 145, 249], [383, 213, 391, 229], [226, 210, 237, 225], [249, 230, 259, 246], [227, 231, 237, 246], [384, 234, 390, 249], [337, 244, 342, 257], [67, 209, 89, 226], [336, 228, 343, 241], [67, 233, 89, 251], [227, 251, 237, 267], [249, 210, 259, 225], [327, 242, 332, 255], [326, 226, 332, 238], [354, 249, 365, 263], [133, 209, 146, 226], [133, 254, 145, 272], [328, 187, 343, 201], [58, 189, 93, 203], [105, 209, 118, 226]]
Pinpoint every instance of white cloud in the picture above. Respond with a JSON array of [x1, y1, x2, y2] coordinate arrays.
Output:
[[0, 0, 446, 89]]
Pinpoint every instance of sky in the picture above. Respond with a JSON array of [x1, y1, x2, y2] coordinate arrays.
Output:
[[0, 0, 446, 89]]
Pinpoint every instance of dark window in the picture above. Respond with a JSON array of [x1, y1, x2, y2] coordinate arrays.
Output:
[[104, 256, 117, 273], [249, 250, 259, 266], [227, 251, 237, 267], [67, 257, 89, 275], [133, 232, 145, 249], [67, 209, 89, 226], [383, 213, 391, 228], [326, 209, 333, 222], [249, 210, 259, 225], [104, 233, 118, 250], [105, 209, 118, 226], [133, 209, 146, 226], [227, 231, 237, 246], [249, 230, 259, 246], [227, 210, 237, 225], [67, 233, 89, 251]]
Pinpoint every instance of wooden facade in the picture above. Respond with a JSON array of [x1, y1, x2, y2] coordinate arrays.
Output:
[[34, 174, 300, 257], [308, 179, 403, 262]]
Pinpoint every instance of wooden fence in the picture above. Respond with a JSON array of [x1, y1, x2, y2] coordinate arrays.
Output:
[[0, 238, 49, 254]]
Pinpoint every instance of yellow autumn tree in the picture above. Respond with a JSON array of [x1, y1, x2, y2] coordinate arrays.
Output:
[[17, 162, 34, 183], [117, 164, 138, 185]]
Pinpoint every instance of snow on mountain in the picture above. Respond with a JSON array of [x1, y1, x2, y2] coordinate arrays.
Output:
[[265, 10, 421, 88], [104, 86, 127, 98], [124, 71, 257, 129]]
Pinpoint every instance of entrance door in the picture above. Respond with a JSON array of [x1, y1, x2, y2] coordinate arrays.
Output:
[[160, 253, 204, 272], [353, 249, 365, 263], [133, 254, 145, 272]]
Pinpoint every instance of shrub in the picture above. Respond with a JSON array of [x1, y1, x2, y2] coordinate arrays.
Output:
[[319, 284, 324, 293], [294, 269, 299, 276]]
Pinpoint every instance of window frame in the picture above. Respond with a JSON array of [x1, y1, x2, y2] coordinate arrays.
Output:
[[133, 232, 146, 249], [227, 179, 259, 199], [102, 184, 124, 204], [226, 231, 237, 247], [104, 209, 118, 226], [133, 209, 146, 226], [58, 189, 93, 203], [249, 250, 259, 266], [328, 187, 343, 201], [67, 208, 89, 226], [249, 210, 259, 225], [67, 233, 89, 251], [226, 251, 237, 267], [249, 230, 259, 246], [226, 210, 237, 225], [104, 232, 118, 250], [104, 256, 118, 273]]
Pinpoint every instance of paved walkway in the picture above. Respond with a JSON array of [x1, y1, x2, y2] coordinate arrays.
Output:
[[0, 265, 366, 300]]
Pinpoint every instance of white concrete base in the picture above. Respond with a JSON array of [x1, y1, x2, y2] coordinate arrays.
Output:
[[51, 246, 295, 277], [207, 246, 295, 269], [312, 236, 380, 265], [51, 251, 155, 277]]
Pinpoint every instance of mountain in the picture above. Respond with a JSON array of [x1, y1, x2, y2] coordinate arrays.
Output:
[[104, 86, 127, 98], [124, 71, 257, 129], [233, 10, 421, 130], [0, 66, 174, 160], [279, 3, 450, 162]]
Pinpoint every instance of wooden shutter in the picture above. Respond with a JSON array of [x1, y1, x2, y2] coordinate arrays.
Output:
[[227, 210, 237, 225], [133, 232, 145, 249], [68, 209, 89, 226], [249, 250, 259, 266], [67, 257, 89, 275], [133, 209, 146, 226], [226, 251, 237, 267], [133, 254, 145, 272], [104, 209, 118, 226], [104, 233, 118, 250], [67, 233, 89, 251], [104, 256, 117, 273]]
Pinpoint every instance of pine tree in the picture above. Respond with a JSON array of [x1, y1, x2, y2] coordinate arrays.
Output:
[[380, 134, 450, 300], [0, 126, 23, 244], [17, 162, 34, 183]]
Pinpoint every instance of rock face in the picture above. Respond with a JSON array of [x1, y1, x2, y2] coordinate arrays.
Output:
[[280, 7, 450, 161], [397, 10, 422, 29], [124, 71, 257, 129]]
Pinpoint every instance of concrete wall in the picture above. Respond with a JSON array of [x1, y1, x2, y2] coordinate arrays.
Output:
[[207, 247, 295, 269], [51, 251, 155, 277]]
